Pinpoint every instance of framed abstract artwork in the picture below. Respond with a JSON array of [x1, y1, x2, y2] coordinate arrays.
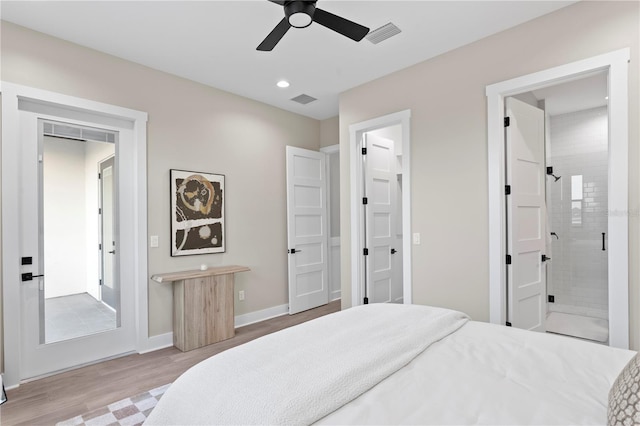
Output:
[[170, 169, 225, 256]]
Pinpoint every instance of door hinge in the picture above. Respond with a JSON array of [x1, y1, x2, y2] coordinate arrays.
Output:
[[363, 248, 369, 256], [504, 117, 510, 127], [548, 295, 555, 303], [98, 208, 102, 215], [98, 172, 101, 180], [506, 254, 512, 265], [362, 197, 368, 205], [362, 147, 367, 155], [363, 297, 369, 304], [99, 278, 103, 286], [505, 185, 511, 195], [506, 321, 512, 327]]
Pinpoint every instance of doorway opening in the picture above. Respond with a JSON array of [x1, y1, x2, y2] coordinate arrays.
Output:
[[487, 48, 630, 349], [505, 71, 610, 343], [321, 144, 342, 302], [41, 121, 118, 343], [349, 110, 412, 306]]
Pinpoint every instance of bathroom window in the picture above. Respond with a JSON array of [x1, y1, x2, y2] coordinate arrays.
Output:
[[571, 175, 583, 225]]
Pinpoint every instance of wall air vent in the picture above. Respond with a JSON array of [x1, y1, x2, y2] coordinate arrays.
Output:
[[365, 22, 401, 44], [291, 94, 317, 105], [43, 121, 116, 143]]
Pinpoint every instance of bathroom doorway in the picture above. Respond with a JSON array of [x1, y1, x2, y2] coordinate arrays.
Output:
[[487, 49, 630, 349], [539, 73, 609, 343]]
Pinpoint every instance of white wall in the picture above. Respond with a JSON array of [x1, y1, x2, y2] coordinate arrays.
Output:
[[43, 136, 114, 300], [547, 106, 609, 318], [43, 136, 88, 298]]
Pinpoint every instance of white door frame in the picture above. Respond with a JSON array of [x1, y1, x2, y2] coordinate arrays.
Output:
[[486, 48, 630, 349], [1, 82, 149, 387], [349, 110, 411, 306]]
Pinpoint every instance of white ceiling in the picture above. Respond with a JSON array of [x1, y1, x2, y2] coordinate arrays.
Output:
[[1, 1, 576, 120], [532, 72, 608, 116]]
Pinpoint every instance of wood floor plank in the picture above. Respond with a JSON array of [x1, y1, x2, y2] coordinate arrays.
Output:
[[1, 301, 340, 425]]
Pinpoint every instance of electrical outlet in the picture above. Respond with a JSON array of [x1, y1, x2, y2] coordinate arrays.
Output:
[[239, 290, 245, 301], [412, 233, 421, 245]]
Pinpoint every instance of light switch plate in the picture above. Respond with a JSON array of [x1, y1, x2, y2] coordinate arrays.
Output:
[[150, 235, 159, 248], [412, 233, 421, 245]]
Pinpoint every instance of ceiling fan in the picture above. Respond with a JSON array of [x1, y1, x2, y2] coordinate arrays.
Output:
[[257, 0, 370, 51]]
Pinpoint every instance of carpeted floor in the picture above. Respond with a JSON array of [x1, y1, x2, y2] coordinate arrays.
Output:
[[56, 383, 170, 426]]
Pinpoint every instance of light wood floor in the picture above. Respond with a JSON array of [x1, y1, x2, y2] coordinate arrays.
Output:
[[1, 301, 340, 425]]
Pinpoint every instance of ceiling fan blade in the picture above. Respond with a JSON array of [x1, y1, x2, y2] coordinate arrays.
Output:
[[257, 18, 291, 51], [267, 0, 286, 5], [312, 8, 369, 42]]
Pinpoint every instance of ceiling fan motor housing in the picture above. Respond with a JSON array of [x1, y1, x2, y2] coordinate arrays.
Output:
[[285, 1, 317, 28]]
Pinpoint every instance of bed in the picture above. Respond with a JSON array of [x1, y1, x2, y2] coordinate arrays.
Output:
[[145, 304, 637, 425]]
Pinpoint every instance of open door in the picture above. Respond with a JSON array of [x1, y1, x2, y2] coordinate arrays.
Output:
[[99, 156, 118, 311], [364, 133, 397, 303], [505, 97, 547, 331], [286, 146, 329, 314]]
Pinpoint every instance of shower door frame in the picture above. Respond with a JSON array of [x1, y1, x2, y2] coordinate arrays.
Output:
[[486, 48, 630, 349]]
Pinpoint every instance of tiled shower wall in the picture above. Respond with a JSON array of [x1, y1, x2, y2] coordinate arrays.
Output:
[[547, 106, 608, 319]]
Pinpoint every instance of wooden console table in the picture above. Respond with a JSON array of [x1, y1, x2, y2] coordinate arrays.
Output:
[[151, 265, 250, 352]]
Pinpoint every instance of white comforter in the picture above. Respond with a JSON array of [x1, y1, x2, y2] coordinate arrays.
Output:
[[146, 304, 634, 425], [146, 304, 468, 425], [318, 320, 635, 425]]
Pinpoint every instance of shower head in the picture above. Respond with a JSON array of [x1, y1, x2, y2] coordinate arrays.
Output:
[[546, 166, 561, 182]]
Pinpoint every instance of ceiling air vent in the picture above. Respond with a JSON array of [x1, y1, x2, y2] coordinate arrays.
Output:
[[365, 22, 401, 45], [43, 121, 116, 143], [291, 94, 317, 105]]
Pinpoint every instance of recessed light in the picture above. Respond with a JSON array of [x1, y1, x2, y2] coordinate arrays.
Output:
[[277, 80, 290, 88]]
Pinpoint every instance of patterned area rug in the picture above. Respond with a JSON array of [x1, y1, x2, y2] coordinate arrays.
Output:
[[57, 383, 170, 426]]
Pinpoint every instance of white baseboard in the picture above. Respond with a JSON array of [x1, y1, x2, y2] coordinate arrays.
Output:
[[139, 332, 174, 354], [141, 304, 290, 353], [235, 303, 289, 328]]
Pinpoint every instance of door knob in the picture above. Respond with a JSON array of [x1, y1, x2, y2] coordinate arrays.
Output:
[[22, 273, 44, 282], [391, 248, 397, 254], [108, 250, 115, 254]]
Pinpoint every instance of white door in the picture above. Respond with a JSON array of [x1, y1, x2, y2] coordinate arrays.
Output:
[[364, 134, 397, 303], [99, 156, 118, 310], [286, 146, 329, 314], [19, 113, 135, 380], [506, 97, 547, 332]]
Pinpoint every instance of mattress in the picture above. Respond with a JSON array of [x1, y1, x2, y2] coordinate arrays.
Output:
[[145, 304, 634, 425]]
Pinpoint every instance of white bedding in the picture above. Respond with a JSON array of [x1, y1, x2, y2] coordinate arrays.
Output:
[[318, 320, 634, 425], [145, 304, 634, 425], [146, 304, 468, 425]]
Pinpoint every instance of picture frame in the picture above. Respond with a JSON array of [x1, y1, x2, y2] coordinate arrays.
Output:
[[170, 169, 225, 256]]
